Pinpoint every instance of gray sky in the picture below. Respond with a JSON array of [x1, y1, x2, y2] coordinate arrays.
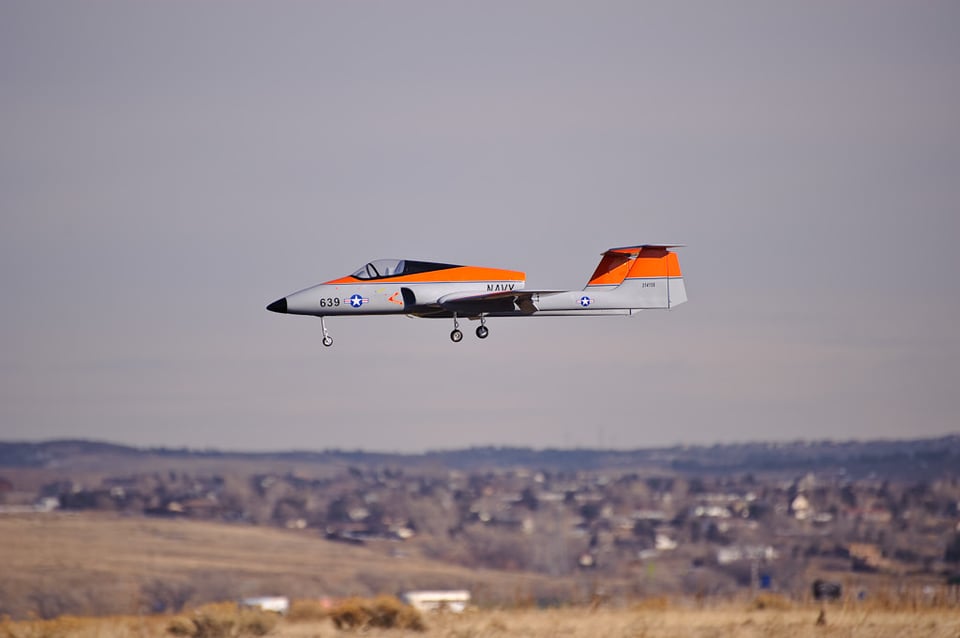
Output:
[[2, 1, 959, 452]]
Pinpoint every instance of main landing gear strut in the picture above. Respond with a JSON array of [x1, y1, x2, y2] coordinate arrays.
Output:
[[450, 315, 489, 342]]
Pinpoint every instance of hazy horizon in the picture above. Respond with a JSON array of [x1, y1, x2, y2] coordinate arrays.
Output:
[[3, 2, 959, 452], [4, 431, 959, 456]]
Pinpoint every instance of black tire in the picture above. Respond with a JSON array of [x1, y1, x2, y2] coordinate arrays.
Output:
[[450, 329, 463, 343], [322, 336, 333, 347], [476, 325, 489, 339]]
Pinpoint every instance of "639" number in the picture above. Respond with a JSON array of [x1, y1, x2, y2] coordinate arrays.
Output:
[[319, 297, 341, 308]]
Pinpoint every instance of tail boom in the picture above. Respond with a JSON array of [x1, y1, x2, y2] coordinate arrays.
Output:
[[512, 245, 686, 314]]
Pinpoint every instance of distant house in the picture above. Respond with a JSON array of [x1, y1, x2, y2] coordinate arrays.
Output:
[[694, 505, 731, 519], [716, 545, 777, 565], [632, 509, 668, 522], [791, 495, 812, 520], [34, 497, 60, 512], [239, 596, 289, 614], [812, 512, 834, 525], [655, 533, 678, 551], [401, 590, 470, 613]]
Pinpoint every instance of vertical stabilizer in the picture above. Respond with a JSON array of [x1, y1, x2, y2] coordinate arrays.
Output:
[[613, 245, 687, 308], [584, 246, 644, 289]]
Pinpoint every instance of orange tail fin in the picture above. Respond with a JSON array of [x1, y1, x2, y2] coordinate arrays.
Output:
[[623, 246, 682, 280], [585, 245, 684, 287], [584, 246, 645, 289]]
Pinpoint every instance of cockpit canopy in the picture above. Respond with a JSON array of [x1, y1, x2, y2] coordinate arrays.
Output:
[[350, 259, 460, 280], [351, 259, 404, 279]]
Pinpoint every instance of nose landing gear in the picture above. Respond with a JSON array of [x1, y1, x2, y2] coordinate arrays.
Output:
[[320, 316, 333, 347], [450, 314, 463, 342]]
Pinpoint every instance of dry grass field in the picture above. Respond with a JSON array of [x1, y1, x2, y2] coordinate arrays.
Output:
[[357, 606, 960, 638], [2, 605, 959, 638], [2, 513, 958, 637], [0, 513, 577, 618]]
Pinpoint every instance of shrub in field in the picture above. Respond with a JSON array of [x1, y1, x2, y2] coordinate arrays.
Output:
[[328, 595, 425, 632], [167, 616, 198, 636], [183, 602, 239, 635], [286, 599, 330, 622], [0, 616, 85, 638], [485, 616, 509, 633], [632, 596, 670, 611], [234, 609, 276, 637], [167, 602, 278, 637], [329, 598, 367, 630], [367, 595, 425, 630], [142, 579, 196, 614], [749, 593, 792, 611]]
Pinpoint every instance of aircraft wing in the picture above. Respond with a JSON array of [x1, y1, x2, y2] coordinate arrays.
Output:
[[437, 289, 566, 315]]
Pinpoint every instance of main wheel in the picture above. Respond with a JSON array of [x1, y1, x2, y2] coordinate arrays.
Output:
[[322, 336, 333, 347], [476, 325, 489, 339], [450, 329, 463, 343]]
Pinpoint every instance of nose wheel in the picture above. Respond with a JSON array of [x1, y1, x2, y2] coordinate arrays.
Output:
[[320, 316, 333, 347], [450, 314, 463, 342]]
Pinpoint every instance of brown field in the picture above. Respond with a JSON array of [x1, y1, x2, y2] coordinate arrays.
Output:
[[0, 513, 582, 618], [2, 605, 960, 638], [294, 606, 960, 638], [3, 513, 958, 637]]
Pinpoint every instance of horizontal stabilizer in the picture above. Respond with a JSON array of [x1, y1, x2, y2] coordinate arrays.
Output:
[[605, 244, 685, 251]]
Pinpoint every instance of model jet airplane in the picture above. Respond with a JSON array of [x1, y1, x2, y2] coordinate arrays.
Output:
[[266, 244, 686, 346]]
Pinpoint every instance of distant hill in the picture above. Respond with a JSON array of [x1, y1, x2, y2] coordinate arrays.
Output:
[[1, 436, 958, 480]]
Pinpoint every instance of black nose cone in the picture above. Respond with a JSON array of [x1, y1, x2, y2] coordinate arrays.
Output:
[[266, 297, 288, 313]]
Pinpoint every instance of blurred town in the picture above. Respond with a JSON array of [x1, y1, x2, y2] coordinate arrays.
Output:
[[2, 437, 959, 603]]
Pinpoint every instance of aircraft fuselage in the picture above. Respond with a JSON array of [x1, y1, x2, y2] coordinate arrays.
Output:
[[266, 247, 686, 346], [277, 276, 525, 317]]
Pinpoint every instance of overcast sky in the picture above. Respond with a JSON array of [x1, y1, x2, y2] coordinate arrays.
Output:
[[2, 2, 958, 452]]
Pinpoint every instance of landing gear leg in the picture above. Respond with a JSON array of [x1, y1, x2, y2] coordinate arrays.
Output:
[[476, 316, 489, 339], [320, 316, 333, 347], [450, 314, 463, 343]]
